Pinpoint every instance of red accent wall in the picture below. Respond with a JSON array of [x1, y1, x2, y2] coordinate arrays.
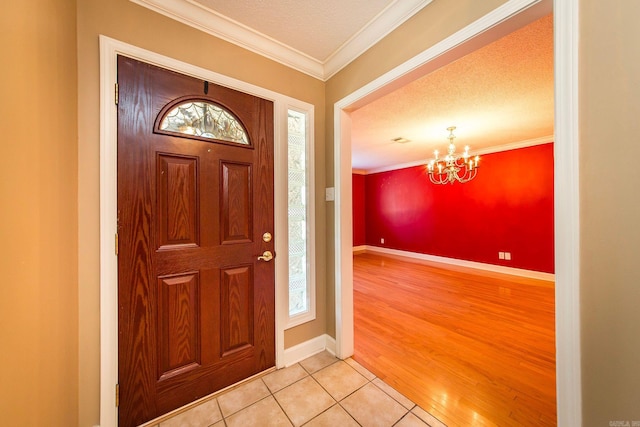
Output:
[[363, 143, 555, 273], [352, 173, 366, 246]]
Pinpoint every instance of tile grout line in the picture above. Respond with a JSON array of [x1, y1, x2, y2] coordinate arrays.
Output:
[[267, 361, 337, 427], [218, 378, 272, 421], [305, 357, 421, 426], [270, 386, 297, 427], [351, 359, 446, 425], [266, 363, 311, 394], [214, 397, 226, 427], [163, 353, 440, 427], [306, 360, 373, 426]]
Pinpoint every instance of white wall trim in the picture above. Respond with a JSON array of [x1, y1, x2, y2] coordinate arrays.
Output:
[[334, 0, 581, 425], [352, 245, 367, 253], [553, 0, 582, 425], [363, 135, 554, 175], [472, 135, 554, 156], [98, 35, 119, 427], [99, 35, 313, 426], [362, 245, 555, 281], [325, 335, 337, 356], [334, 109, 355, 360], [323, 0, 433, 80], [281, 334, 337, 367], [130, 0, 431, 81]]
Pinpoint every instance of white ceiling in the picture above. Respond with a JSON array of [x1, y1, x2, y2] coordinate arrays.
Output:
[[195, 0, 393, 61], [130, 0, 431, 80], [131, 0, 554, 173]]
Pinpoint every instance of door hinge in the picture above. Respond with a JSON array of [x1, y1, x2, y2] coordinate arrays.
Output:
[[115, 232, 119, 256], [115, 383, 120, 407], [115, 83, 119, 105]]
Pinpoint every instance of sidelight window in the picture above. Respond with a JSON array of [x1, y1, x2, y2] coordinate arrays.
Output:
[[287, 109, 315, 326]]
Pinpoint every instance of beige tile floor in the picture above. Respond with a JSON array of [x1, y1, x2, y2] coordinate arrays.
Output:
[[148, 351, 447, 427]]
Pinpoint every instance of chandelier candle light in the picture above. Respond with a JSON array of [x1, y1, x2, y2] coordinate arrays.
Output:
[[427, 126, 479, 184]]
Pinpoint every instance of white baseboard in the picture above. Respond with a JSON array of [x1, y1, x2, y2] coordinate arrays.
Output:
[[325, 335, 336, 356], [282, 334, 337, 367], [362, 245, 555, 281], [352, 245, 366, 253]]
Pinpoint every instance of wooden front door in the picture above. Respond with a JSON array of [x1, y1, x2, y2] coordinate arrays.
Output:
[[117, 56, 275, 427]]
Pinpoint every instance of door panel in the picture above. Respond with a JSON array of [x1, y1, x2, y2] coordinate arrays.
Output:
[[220, 265, 254, 355], [157, 154, 199, 249], [156, 272, 200, 380], [117, 56, 275, 427], [221, 162, 253, 243]]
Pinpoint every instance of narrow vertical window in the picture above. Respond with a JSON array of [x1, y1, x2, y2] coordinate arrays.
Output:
[[287, 109, 315, 325]]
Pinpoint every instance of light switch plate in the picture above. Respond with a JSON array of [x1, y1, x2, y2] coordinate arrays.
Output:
[[325, 187, 335, 201]]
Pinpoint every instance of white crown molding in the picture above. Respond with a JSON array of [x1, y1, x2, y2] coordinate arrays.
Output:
[[130, 0, 324, 78], [323, 0, 434, 80], [129, 0, 431, 81], [362, 134, 554, 175], [472, 135, 554, 156]]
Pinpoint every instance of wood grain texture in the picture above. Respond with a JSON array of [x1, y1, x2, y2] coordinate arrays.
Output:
[[221, 162, 252, 244], [157, 154, 199, 248], [157, 273, 200, 380], [353, 252, 556, 427], [117, 56, 158, 426], [221, 266, 254, 356], [117, 56, 275, 427]]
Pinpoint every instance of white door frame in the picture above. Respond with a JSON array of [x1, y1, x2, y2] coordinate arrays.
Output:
[[98, 36, 312, 427], [333, 0, 581, 425]]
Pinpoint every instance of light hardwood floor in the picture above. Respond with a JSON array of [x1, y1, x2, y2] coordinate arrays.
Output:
[[352, 252, 556, 427]]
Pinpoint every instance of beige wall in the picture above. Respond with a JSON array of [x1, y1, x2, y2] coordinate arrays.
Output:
[[77, 0, 326, 424], [5, 0, 640, 425], [0, 0, 79, 426], [580, 1, 640, 425], [324, 0, 509, 337]]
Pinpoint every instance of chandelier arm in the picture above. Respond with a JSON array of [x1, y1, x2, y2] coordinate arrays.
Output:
[[426, 126, 480, 185]]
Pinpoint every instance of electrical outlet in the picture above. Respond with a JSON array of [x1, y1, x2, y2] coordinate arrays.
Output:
[[505, 252, 511, 260], [499, 252, 505, 260], [380, 238, 385, 244]]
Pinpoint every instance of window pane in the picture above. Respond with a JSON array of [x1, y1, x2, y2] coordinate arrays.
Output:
[[288, 110, 308, 316], [160, 101, 249, 145]]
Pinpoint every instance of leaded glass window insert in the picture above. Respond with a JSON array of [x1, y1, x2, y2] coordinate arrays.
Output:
[[159, 101, 249, 145], [288, 110, 309, 317]]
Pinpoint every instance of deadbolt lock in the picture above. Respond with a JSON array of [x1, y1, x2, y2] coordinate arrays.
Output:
[[262, 232, 272, 243]]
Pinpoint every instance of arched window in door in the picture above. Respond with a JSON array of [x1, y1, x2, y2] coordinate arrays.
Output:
[[156, 99, 250, 146]]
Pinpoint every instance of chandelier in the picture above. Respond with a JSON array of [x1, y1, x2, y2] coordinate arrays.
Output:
[[427, 126, 479, 184]]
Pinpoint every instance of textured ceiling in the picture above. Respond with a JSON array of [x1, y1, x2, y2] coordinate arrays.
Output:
[[351, 14, 554, 172], [195, 0, 395, 61], [136, 0, 430, 79]]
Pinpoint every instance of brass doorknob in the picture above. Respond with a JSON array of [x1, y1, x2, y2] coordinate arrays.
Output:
[[257, 250, 274, 262]]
